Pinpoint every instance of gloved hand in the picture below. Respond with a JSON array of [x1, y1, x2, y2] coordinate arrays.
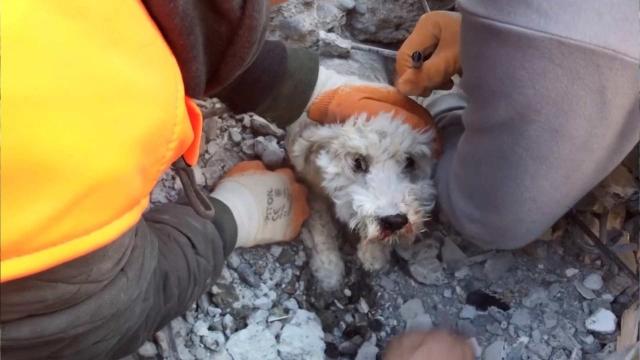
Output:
[[383, 330, 475, 360], [395, 11, 462, 97], [307, 82, 441, 156], [307, 84, 434, 131], [211, 161, 309, 248]]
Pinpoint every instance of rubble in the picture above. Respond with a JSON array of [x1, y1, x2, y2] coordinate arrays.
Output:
[[583, 273, 604, 291], [585, 308, 618, 334], [225, 325, 279, 360], [278, 310, 325, 360]]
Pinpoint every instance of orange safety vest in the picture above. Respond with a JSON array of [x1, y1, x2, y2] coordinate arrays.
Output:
[[1, 0, 203, 282]]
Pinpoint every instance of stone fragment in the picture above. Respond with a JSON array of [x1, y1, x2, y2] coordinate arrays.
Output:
[[278, 310, 325, 360], [137, 341, 158, 358], [484, 252, 515, 281], [250, 114, 285, 138], [225, 324, 279, 360], [229, 128, 242, 143], [510, 309, 532, 329], [585, 308, 617, 334], [319, 31, 352, 58], [441, 237, 468, 269], [409, 257, 447, 285], [203, 331, 226, 352], [522, 287, 548, 308], [459, 305, 478, 320], [565, 268, 579, 277], [406, 314, 433, 331], [574, 280, 597, 300], [254, 136, 285, 168], [355, 335, 378, 360], [400, 298, 425, 322], [583, 273, 604, 291], [483, 340, 507, 360]]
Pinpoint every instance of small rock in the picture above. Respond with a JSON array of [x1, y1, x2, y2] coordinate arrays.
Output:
[[203, 331, 226, 352], [455, 266, 471, 279], [527, 342, 553, 359], [250, 114, 286, 138], [460, 305, 478, 320], [400, 299, 425, 321], [486, 323, 503, 336], [269, 245, 283, 258], [137, 341, 158, 358], [226, 324, 279, 360], [254, 297, 273, 310], [443, 289, 453, 298], [441, 237, 468, 269], [409, 257, 447, 285], [354, 335, 378, 360], [254, 136, 285, 167], [278, 310, 326, 360], [248, 309, 270, 325], [357, 298, 370, 313], [268, 321, 283, 336], [585, 308, 617, 334], [510, 309, 532, 329], [229, 128, 243, 143], [240, 139, 255, 156], [319, 31, 352, 58], [335, 0, 356, 11], [484, 252, 515, 281], [338, 339, 360, 355], [543, 311, 558, 329], [522, 287, 548, 308], [193, 347, 210, 360], [283, 298, 299, 311], [574, 280, 597, 300], [226, 252, 241, 269], [223, 314, 236, 336], [483, 340, 507, 360], [406, 314, 433, 331], [582, 273, 604, 291], [193, 320, 210, 336]]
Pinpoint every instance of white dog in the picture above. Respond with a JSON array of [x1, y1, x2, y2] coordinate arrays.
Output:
[[286, 67, 439, 290]]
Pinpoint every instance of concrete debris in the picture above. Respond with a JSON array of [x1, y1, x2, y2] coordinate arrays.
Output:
[[347, 0, 423, 43], [484, 252, 516, 281], [278, 310, 325, 360], [441, 237, 468, 269], [583, 273, 604, 291], [409, 257, 448, 285], [354, 335, 378, 360], [483, 340, 507, 360], [319, 31, 352, 58], [510, 309, 532, 329], [406, 313, 434, 331], [225, 324, 279, 360], [574, 280, 597, 300], [137, 341, 158, 358], [522, 287, 549, 308], [460, 305, 478, 320], [585, 308, 618, 334], [565, 268, 580, 277], [400, 298, 425, 322], [249, 114, 286, 138], [254, 136, 285, 168]]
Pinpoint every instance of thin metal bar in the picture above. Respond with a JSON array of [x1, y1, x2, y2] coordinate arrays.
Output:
[[350, 42, 398, 59], [421, 0, 431, 12], [569, 211, 639, 282]]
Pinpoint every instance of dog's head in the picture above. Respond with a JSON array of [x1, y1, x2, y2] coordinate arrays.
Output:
[[291, 112, 438, 244]]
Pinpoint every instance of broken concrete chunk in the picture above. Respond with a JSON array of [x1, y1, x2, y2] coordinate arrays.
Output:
[[409, 257, 447, 285], [484, 252, 515, 281], [459, 305, 478, 320], [250, 114, 286, 138], [441, 237, 468, 269], [585, 308, 617, 334], [582, 273, 604, 291], [278, 310, 325, 360], [137, 341, 159, 358], [225, 324, 279, 360], [400, 298, 425, 322], [319, 31, 352, 58], [510, 309, 532, 329], [565, 268, 580, 277], [406, 314, 433, 332], [354, 335, 378, 360], [482, 340, 507, 360], [254, 136, 285, 168], [574, 280, 597, 300]]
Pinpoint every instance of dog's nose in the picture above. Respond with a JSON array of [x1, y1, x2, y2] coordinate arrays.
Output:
[[379, 214, 409, 232]]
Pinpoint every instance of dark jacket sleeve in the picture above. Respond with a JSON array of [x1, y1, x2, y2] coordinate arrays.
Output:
[[142, 0, 319, 128], [0, 199, 237, 360]]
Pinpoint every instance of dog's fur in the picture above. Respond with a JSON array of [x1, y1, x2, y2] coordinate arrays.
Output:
[[286, 68, 438, 290]]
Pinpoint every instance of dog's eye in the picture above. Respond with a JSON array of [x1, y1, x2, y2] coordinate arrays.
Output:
[[404, 156, 416, 171], [353, 155, 368, 173]]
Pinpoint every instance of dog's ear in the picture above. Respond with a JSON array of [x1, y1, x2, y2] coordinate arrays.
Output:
[[290, 125, 341, 180]]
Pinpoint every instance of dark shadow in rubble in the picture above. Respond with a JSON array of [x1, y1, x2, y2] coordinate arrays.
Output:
[[465, 289, 510, 312]]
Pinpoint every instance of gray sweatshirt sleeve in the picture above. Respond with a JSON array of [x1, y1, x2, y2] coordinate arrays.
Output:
[[434, 0, 640, 249]]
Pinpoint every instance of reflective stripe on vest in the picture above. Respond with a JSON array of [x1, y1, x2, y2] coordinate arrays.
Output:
[[1, 0, 202, 282]]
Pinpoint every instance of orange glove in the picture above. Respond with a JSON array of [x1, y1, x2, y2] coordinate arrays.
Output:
[[395, 11, 462, 97], [212, 161, 309, 248], [307, 84, 441, 156], [383, 330, 475, 360]]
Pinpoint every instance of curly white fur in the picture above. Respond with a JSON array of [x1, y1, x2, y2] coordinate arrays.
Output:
[[286, 68, 438, 290]]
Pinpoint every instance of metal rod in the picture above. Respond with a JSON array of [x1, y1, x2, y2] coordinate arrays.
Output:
[[421, 0, 431, 12], [350, 42, 398, 59], [569, 210, 639, 282]]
